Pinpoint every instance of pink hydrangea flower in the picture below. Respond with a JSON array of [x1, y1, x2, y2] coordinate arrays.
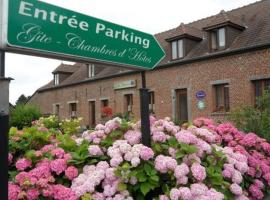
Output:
[[15, 158, 32, 171], [191, 163, 206, 181], [65, 166, 78, 180], [88, 145, 103, 156], [240, 133, 258, 147], [50, 159, 67, 175], [41, 144, 54, 153], [8, 182, 20, 200], [124, 130, 141, 145], [53, 184, 77, 200], [174, 163, 189, 179], [179, 187, 192, 200], [230, 183, 243, 195], [51, 148, 65, 158], [170, 188, 180, 200], [249, 184, 264, 200], [26, 188, 40, 200], [139, 146, 154, 160]]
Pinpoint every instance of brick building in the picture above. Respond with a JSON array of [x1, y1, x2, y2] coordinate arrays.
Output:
[[29, 0, 270, 126]]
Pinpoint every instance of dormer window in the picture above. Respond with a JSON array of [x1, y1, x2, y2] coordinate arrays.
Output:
[[88, 64, 95, 78], [172, 39, 184, 60], [204, 10, 246, 52], [54, 74, 59, 85], [211, 27, 226, 50], [166, 23, 203, 61]]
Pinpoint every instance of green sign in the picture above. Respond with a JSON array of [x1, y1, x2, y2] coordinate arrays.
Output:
[[5, 0, 165, 69]]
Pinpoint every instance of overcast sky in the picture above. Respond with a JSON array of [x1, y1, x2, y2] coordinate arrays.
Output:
[[6, 0, 258, 104]]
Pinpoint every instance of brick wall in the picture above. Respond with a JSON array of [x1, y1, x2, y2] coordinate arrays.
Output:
[[29, 48, 270, 125]]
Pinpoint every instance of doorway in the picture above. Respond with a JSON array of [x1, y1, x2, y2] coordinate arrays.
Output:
[[175, 88, 188, 123], [89, 101, 96, 128]]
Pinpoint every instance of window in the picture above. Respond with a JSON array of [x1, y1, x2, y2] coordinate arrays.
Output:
[[124, 94, 133, 113], [100, 99, 110, 118], [53, 104, 60, 116], [149, 91, 155, 113], [54, 74, 59, 85], [211, 27, 226, 50], [171, 39, 184, 59], [69, 103, 77, 118], [253, 79, 270, 105], [88, 64, 95, 78], [213, 84, 230, 112], [101, 99, 109, 108]]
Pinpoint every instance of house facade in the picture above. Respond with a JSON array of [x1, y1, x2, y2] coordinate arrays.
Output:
[[29, 0, 270, 126]]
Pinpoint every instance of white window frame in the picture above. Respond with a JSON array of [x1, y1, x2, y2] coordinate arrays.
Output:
[[88, 64, 95, 78], [218, 28, 226, 48], [54, 74, 59, 85], [171, 39, 184, 60]]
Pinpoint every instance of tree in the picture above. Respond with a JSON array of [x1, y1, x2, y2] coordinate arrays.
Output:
[[228, 90, 270, 141], [16, 94, 31, 106], [10, 104, 41, 130]]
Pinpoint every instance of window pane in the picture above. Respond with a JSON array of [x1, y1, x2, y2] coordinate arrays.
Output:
[[178, 40, 184, 58], [214, 84, 229, 112], [254, 81, 261, 97], [211, 32, 217, 49], [224, 85, 230, 111], [88, 64, 95, 78], [264, 79, 270, 91], [172, 41, 177, 59], [54, 74, 59, 85], [216, 86, 223, 108], [218, 28, 226, 47]]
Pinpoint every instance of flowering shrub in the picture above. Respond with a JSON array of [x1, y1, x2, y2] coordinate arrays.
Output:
[[59, 118, 82, 135], [101, 106, 113, 118], [8, 116, 270, 199]]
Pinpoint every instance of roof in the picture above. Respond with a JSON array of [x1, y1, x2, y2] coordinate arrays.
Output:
[[52, 63, 81, 74], [203, 10, 246, 30], [155, 0, 270, 66], [38, 63, 132, 91], [37, 0, 270, 92], [166, 23, 203, 41]]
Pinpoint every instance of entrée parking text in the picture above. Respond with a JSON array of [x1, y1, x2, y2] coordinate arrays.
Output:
[[18, 1, 151, 49]]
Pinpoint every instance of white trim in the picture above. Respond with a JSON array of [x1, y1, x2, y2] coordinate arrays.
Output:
[[87, 98, 96, 102], [249, 75, 270, 81], [99, 97, 109, 101], [210, 79, 230, 85], [67, 100, 79, 104], [121, 91, 135, 95]]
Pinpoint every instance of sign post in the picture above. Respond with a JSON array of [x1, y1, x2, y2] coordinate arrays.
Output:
[[140, 71, 151, 147], [0, 50, 11, 200]]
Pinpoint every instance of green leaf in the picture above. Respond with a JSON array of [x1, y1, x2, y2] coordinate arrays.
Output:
[[150, 175, 159, 182], [175, 150, 185, 159], [162, 184, 170, 195], [144, 163, 152, 176], [140, 182, 151, 195], [180, 143, 198, 154], [118, 183, 127, 191], [168, 137, 178, 148]]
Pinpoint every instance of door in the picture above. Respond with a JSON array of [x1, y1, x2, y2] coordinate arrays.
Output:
[[89, 101, 96, 128], [175, 89, 188, 123]]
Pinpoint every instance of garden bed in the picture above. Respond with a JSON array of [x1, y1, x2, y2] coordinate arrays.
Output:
[[8, 116, 270, 200]]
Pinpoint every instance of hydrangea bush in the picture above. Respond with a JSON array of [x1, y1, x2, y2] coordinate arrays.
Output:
[[8, 116, 270, 200]]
